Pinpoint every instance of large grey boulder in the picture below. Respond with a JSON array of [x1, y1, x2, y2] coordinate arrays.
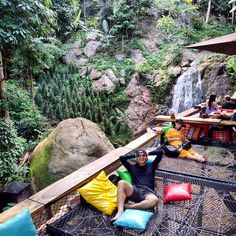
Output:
[[201, 62, 232, 100], [92, 74, 116, 92], [131, 49, 147, 68], [84, 41, 101, 58], [30, 118, 114, 191], [62, 41, 82, 65]]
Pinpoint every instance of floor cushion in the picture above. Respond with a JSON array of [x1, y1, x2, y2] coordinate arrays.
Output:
[[164, 183, 192, 202], [0, 208, 37, 236], [78, 171, 117, 215], [116, 169, 132, 184], [113, 209, 153, 230]]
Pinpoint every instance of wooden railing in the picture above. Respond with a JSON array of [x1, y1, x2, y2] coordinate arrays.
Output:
[[0, 130, 159, 226]]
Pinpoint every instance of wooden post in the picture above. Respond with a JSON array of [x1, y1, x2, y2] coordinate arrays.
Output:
[[205, 0, 211, 24]]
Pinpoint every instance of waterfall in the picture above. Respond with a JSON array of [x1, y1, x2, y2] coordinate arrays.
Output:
[[171, 61, 203, 114]]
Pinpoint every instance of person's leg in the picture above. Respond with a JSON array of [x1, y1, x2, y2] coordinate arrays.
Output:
[[194, 152, 207, 161], [186, 153, 206, 162], [125, 194, 159, 210], [111, 180, 133, 221]]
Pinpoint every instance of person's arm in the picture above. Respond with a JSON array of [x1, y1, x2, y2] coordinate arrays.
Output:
[[214, 102, 220, 112], [165, 129, 181, 142], [148, 150, 163, 167], [119, 154, 136, 170]]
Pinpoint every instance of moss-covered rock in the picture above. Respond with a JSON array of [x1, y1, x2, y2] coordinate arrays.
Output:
[[30, 138, 57, 191], [30, 118, 114, 191]]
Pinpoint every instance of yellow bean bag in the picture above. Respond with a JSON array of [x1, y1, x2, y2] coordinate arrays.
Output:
[[78, 171, 117, 215]]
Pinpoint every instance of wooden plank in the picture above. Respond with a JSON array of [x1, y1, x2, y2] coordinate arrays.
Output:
[[220, 120, 236, 126], [124, 129, 160, 149], [178, 107, 200, 117], [0, 199, 43, 223], [155, 115, 221, 125]]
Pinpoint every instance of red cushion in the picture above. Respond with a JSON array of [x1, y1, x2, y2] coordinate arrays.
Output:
[[212, 130, 230, 142], [219, 108, 234, 113], [164, 183, 192, 202]]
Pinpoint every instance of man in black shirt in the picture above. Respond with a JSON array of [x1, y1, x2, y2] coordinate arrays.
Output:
[[111, 149, 163, 221], [222, 95, 236, 110]]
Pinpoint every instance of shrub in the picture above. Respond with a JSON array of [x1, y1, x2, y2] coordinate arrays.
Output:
[[85, 16, 100, 29], [5, 81, 46, 141], [150, 80, 171, 104], [156, 16, 175, 35], [190, 16, 204, 30], [226, 56, 236, 85], [0, 119, 27, 186]]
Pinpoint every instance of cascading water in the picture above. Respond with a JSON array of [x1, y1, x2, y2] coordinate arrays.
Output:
[[171, 61, 203, 114]]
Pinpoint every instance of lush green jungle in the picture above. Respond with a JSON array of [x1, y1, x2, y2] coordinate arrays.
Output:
[[0, 0, 235, 189]]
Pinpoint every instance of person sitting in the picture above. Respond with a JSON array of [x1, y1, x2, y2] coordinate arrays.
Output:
[[205, 94, 220, 116], [165, 119, 207, 163], [111, 149, 163, 221], [221, 95, 236, 110], [232, 111, 236, 121]]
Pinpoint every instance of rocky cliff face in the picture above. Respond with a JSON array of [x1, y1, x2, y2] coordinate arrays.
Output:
[[61, 18, 234, 138], [201, 57, 233, 101]]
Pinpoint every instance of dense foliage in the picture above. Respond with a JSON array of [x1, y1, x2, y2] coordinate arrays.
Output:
[[0, 119, 27, 186], [35, 65, 131, 146], [5, 82, 46, 140], [52, 0, 81, 41]]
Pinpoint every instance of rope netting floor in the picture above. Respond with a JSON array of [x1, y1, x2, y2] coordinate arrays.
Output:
[[157, 143, 236, 182], [40, 143, 236, 236], [46, 171, 236, 236]]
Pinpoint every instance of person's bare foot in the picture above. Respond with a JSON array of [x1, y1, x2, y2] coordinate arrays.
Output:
[[203, 155, 208, 161], [199, 155, 207, 163], [111, 210, 124, 222]]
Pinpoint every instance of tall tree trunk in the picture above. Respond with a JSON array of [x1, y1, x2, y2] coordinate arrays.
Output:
[[0, 50, 7, 118], [206, 0, 211, 24], [83, 0, 86, 21], [232, 2, 235, 25], [29, 63, 35, 108]]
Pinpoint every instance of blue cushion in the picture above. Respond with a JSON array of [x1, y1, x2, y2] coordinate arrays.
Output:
[[0, 208, 37, 236], [113, 209, 153, 230], [130, 155, 156, 164]]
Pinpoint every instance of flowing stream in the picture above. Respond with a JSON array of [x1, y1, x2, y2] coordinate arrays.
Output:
[[171, 61, 203, 114]]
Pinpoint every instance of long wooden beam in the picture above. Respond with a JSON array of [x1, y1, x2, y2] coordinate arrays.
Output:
[[155, 115, 221, 125], [0, 131, 158, 223], [177, 107, 200, 117], [0, 199, 43, 224]]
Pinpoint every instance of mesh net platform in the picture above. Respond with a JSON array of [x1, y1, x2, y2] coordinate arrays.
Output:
[[45, 143, 236, 236]]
